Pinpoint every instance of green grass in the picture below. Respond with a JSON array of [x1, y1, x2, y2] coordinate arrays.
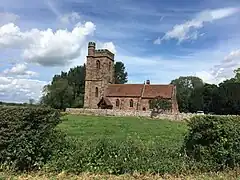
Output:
[[2, 115, 240, 178], [58, 115, 188, 149]]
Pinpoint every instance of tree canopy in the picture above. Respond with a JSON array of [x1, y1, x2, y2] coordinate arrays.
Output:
[[170, 69, 240, 115], [170, 76, 204, 112], [114, 62, 128, 84], [40, 61, 127, 109]]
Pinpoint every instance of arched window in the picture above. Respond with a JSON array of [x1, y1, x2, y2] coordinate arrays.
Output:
[[130, 99, 133, 107], [108, 62, 111, 71], [96, 60, 100, 69], [143, 107, 146, 111], [116, 99, 120, 107], [95, 87, 98, 97]]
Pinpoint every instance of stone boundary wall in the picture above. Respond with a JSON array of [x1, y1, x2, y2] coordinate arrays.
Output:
[[65, 108, 197, 121]]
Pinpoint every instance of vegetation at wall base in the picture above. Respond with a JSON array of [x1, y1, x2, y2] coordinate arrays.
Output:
[[0, 106, 63, 171], [182, 115, 240, 171]]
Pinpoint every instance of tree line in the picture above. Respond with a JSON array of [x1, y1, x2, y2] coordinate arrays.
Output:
[[171, 68, 240, 115], [40, 62, 240, 115]]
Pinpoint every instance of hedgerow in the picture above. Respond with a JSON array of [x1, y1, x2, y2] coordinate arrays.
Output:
[[182, 115, 240, 171], [43, 137, 197, 175], [0, 106, 62, 171]]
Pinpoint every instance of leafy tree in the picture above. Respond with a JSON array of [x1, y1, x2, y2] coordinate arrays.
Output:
[[202, 83, 218, 113], [114, 61, 128, 84], [188, 86, 204, 113], [150, 96, 172, 114], [40, 65, 86, 110], [41, 78, 74, 110], [170, 76, 204, 112], [234, 68, 240, 82]]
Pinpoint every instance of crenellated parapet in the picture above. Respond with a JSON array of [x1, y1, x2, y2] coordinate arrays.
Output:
[[94, 49, 114, 60]]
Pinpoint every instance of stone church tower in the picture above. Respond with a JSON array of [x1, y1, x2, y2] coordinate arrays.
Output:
[[84, 42, 115, 108]]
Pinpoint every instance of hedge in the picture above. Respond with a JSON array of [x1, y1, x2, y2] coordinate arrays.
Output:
[[182, 115, 240, 171], [0, 106, 62, 171], [44, 138, 191, 175]]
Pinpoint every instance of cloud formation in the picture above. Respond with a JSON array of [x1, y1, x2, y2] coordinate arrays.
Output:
[[0, 12, 19, 25], [60, 12, 81, 24], [196, 49, 240, 84], [0, 22, 96, 66], [0, 76, 47, 103], [155, 7, 239, 44], [3, 63, 38, 78]]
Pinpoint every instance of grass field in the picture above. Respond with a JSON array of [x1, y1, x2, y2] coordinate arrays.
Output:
[[58, 115, 188, 148], [2, 115, 240, 179]]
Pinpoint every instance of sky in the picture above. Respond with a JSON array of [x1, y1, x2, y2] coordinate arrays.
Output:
[[0, 0, 240, 103]]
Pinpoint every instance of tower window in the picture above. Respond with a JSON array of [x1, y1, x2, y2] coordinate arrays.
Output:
[[95, 87, 98, 97], [116, 99, 120, 107], [96, 60, 100, 69], [108, 62, 111, 71], [130, 99, 133, 107]]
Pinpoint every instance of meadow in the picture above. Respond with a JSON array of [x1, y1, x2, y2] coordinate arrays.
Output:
[[58, 115, 187, 148], [0, 111, 240, 179], [2, 113, 240, 179]]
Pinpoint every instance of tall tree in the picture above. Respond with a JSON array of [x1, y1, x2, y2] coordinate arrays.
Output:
[[40, 65, 85, 109], [170, 76, 204, 112], [114, 61, 128, 84], [41, 78, 74, 110], [202, 83, 218, 113]]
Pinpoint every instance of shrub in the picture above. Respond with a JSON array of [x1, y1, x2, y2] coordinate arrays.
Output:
[[0, 106, 62, 171], [44, 137, 189, 175], [182, 115, 240, 171]]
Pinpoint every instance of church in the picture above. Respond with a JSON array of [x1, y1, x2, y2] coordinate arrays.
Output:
[[84, 42, 179, 113]]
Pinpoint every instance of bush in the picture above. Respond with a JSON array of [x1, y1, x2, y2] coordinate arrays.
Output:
[[182, 115, 240, 171], [0, 106, 62, 171], [44, 137, 191, 175]]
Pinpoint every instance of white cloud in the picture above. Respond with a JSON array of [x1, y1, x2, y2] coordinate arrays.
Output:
[[155, 7, 239, 44], [195, 49, 240, 84], [0, 21, 96, 66], [0, 12, 19, 25], [60, 12, 81, 24], [3, 63, 38, 78], [0, 76, 47, 103], [101, 42, 117, 54], [0, 23, 31, 48]]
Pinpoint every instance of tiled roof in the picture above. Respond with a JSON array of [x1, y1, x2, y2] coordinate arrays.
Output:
[[105, 84, 143, 97], [105, 84, 174, 98], [142, 85, 174, 98]]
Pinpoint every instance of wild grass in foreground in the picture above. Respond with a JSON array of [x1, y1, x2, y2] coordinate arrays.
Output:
[[42, 115, 197, 175], [1, 170, 240, 180]]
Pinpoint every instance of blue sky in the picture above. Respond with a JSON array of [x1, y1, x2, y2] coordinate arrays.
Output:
[[0, 0, 240, 102]]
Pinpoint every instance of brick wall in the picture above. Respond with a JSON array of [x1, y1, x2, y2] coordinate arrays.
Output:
[[65, 108, 196, 121]]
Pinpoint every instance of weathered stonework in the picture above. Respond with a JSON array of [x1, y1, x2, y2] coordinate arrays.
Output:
[[83, 42, 179, 113], [66, 108, 196, 121], [84, 42, 114, 109]]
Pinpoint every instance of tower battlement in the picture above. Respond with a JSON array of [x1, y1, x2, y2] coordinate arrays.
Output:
[[94, 49, 114, 60], [87, 42, 114, 60]]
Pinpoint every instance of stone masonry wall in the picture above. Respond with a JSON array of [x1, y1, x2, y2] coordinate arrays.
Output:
[[65, 108, 196, 121], [84, 44, 114, 109], [108, 97, 139, 110]]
